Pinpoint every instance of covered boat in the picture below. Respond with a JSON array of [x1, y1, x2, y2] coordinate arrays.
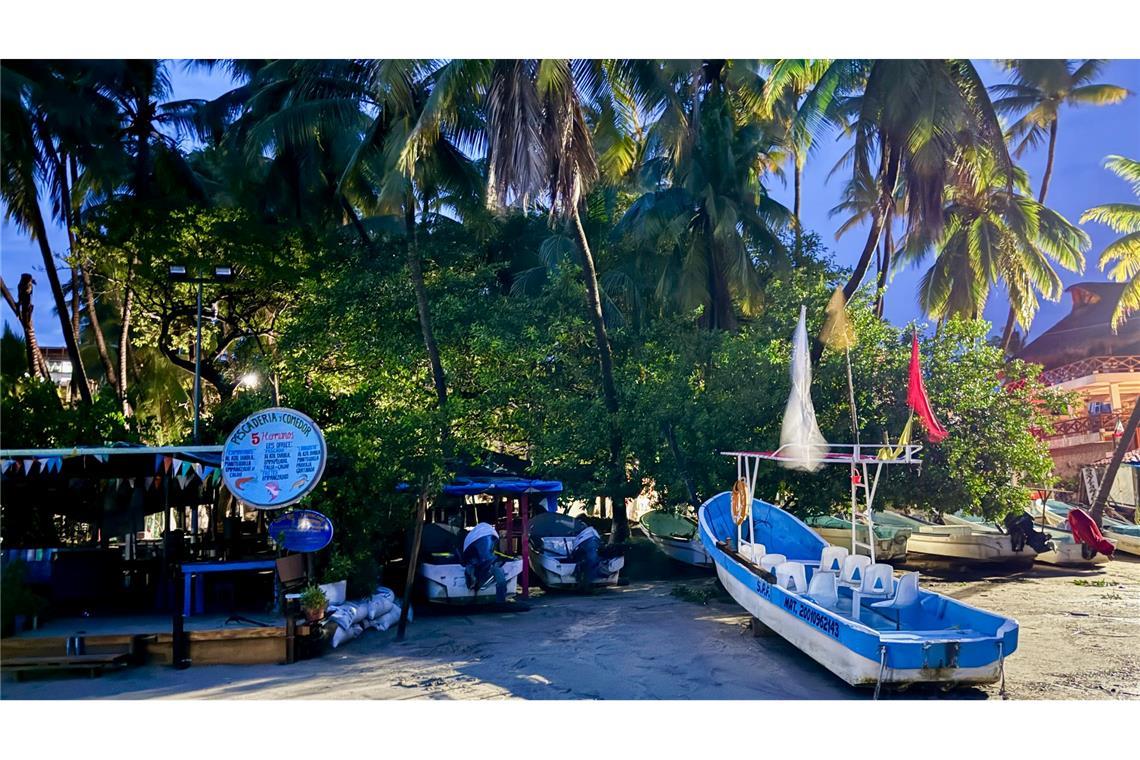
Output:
[[875, 510, 1038, 565], [528, 512, 625, 589], [806, 514, 910, 562], [941, 512, 1110, 567], [416, 523, 524, 603], [699, 490, 1018, 690], [638, 510, 713, 567]]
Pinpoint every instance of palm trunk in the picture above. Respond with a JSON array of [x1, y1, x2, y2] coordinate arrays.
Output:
[[28, 206, 92, 403], [874, 206, 894, 318], [793, 155, 803, 254], [1091, 400, 1140, 526], [118, 257, 136, 412], [13, 274, 49, 380], [842, 142, 900, 304], [404, 200, 450, 449], [1001, 117, 1059, 354], [571, 208, 628, 542]]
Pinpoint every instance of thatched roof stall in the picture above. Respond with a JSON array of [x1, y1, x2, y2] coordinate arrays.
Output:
[[1017, 283, 1140, 372]]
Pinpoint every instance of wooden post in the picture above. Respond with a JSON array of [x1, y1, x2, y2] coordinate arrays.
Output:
[[397, 489, 427, 641], [520, 493, 530, 599]]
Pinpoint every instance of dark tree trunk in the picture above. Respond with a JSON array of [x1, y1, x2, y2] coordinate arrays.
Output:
[[571, 208, 628, 542], [118, 256, 136, 412], [14, 274, 49, 380], [405, 199, 450, 449], [793, 156, 803, 254], [1091, 400, 1140, 527], [28, 206, 91, 403], [874, 206, 894, 318], [1002, 117, 1060, 354], [842, 142, 901, 304]]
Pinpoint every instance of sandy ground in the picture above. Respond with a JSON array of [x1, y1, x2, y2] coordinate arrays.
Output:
[[3, 542, 1138, 700]]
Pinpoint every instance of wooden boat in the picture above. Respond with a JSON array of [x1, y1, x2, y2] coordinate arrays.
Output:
[[806, 514, 910, 562], [528, 512, 624, 589], [416, 524, 524, 603], [875, 510, 1036, 564], [941, 512, 1109, 567], [699, 489, 1018, 689], [638, 510, 713, 567]]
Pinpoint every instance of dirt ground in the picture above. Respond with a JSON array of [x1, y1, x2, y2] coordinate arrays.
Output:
[[3, 540, 1137, 700]]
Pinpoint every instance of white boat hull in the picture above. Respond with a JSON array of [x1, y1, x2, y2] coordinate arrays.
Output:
[[903, 529, 1036, 563], [645, 532, 714, 567], [417, 558, 523, 603], [941, 513, 1109, 567], [528, 547, 624, 588], [1105, 529, 1140, 557]]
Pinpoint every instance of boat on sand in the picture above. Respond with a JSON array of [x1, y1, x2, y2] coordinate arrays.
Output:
[[638, 510, 713, 567], [940, 512, 1109, 567], [417, 523, 524, 603], [528, 512, 625, 589], [806, 514, 910, 562], [874, 510, 1037, 564]]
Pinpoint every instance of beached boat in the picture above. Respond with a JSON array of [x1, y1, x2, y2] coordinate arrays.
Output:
[[700, 306, 1017, 693], [699, 489, 1018, 690], [874, 510, 1037, 564], [417, 523, 524, 603], [528, 512, 624, 589], [806, 514, 910, 562], [638, 510, 713, 567], [1030, 500, 1140, 557], [940, 512, 1109, 567]]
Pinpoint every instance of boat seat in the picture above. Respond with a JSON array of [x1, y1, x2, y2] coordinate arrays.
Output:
[[806, 570, 838, 608], [839, 554, 871, 588], [739, 541, 765, 563], [871, 571, 920, 629], [818, 545, 848, 575], [862, 563, 895, 596], [774, 562, 807, 594], [759, 554, 786, 574]]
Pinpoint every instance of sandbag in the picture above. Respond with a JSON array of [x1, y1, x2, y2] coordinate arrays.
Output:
[[368, 595, 394, 620], [373, 606, 401, 632], [319, 580, 347, 606], [331, 623, 363, 648]]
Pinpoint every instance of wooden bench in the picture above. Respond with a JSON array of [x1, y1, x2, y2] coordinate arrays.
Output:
[[2, 651, 132, 681]]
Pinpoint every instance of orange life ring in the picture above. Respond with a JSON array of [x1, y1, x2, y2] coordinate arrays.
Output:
[[731, 479, 750, 526]]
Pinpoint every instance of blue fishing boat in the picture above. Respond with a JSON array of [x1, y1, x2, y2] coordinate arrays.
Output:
[[699, 302, 1018, 694]]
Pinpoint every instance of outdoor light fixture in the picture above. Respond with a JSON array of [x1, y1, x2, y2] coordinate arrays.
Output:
[[213, 265, 234, 281], [168, 264, 189, 281]]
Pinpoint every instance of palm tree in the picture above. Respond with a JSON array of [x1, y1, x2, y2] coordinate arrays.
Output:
[[991, 59, 1131, 348], [1082, 156, 1140, 329], [794, 60, 1013, 305], [829, 166, 904, 316], [1, 61, 94, 403], [897, 147, 1088, 325]]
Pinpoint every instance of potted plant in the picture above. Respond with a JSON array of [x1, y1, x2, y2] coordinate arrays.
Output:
[[299, 583, 328, 623]]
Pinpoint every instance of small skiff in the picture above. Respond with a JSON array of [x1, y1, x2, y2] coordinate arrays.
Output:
[[806, 514, 911, 562], [940, 512, 1109, 567], [528, 512, 624, 589], [1030, 500, 1140, 557], [638, 510, 713, 567], [417, 524, 524, 603], [699, 492, 1018, 689], [875, 510, 1037, 564]]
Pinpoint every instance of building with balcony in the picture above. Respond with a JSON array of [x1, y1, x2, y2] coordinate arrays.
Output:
[[1017, 283, 1140, 501]]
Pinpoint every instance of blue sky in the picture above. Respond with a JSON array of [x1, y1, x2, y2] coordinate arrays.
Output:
[[3, 59, 1139, 346]]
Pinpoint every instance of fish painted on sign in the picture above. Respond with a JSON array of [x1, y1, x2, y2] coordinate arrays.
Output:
[[235, 477, 255, 490], [291, 476, 308, 489], [265, 482, 280, 500]]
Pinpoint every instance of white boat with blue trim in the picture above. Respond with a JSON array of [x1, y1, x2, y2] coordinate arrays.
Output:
[[699, 302, 1018, 693]]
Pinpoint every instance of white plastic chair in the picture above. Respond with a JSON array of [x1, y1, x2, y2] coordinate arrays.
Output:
[[807, 570, 838, 608], [871, 571, 920, 629], [759, 553, 786, 574], [839, 554, 871, 588], [818, 546, 849, 575], [739, 541, 765, 564], [851, 563, 895, 622], [774, 562, 807, 593]]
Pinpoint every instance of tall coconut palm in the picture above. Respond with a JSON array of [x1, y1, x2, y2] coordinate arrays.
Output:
[[794, 60, 1013, 306], [1, 61, 94, 403], [991, 60, 1131, 349], [897, 147, 1088, 325]]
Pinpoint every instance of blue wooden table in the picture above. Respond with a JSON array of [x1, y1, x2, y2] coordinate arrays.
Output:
[[181, 559, 277, 617]]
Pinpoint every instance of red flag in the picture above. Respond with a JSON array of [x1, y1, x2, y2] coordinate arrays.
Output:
[[908, 331, 948, 442]]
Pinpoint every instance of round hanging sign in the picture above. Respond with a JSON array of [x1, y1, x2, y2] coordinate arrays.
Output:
[[221, 407, 327, 509], [269, 509, 334, 553]]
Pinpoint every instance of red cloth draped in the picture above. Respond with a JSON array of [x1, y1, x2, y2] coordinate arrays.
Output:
[[908, 332, 948, 443], [1067, 507, 1116, 557]]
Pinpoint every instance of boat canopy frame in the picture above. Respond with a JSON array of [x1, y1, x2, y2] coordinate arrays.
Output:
[[723, 443, 923, 564]]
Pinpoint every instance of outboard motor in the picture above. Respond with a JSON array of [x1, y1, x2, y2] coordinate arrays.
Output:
[[462, 523, 507, 602], [571, 525, 603, 590], [1004, 512, 1053, 554]]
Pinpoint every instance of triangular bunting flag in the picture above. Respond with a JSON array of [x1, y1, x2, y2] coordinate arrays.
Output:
[[192, 463, 204, 480], [94, 453, 108, 464], [1, 460, 12, 474], [154, 454, 164, 473], [163, 456, 173, 473]]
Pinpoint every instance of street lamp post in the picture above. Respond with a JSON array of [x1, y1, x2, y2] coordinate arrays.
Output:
[[168, 264, 234, 444]]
